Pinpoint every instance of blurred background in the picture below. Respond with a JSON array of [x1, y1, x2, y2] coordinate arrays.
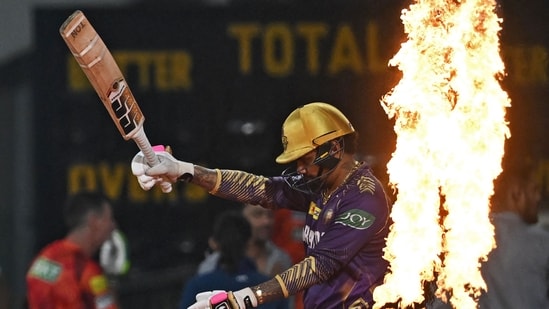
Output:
[[0, 0, 547, 308]]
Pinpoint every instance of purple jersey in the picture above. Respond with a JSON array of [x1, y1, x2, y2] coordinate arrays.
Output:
[[211, 162, 391, 308], [269, 163, 390, 308], [302, 165, 390, 308]]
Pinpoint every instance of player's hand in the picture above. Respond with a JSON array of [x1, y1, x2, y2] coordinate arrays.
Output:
[[131, 146, 194, 191], [187, 288, 258, 309]]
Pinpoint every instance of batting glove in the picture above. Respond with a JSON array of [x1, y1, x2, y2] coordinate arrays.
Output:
[[131, 146, 194, 191], [99, 229, 130, 275], [187, 288, 258, 309]]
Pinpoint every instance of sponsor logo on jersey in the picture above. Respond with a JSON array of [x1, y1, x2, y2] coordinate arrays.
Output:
[[303, 225, 324, 249], [335, 209, 375, 230], [28, 257, 62, 282], [308, 202, 321, 220]]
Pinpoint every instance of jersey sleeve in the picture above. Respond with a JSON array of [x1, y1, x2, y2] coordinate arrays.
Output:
[[209, 169, 310, 212]]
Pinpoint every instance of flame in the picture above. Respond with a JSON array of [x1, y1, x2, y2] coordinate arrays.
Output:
[[373, 0, 510, 308]]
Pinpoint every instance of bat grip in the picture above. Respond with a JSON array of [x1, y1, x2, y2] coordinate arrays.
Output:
[[133, 127, 173, 193], [133, 128, 159, 166]]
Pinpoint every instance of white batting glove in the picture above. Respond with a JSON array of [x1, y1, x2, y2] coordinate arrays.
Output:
[[187, 288, 258, 309], [99, 229, 130, 275], [131, 147, 194, 191]]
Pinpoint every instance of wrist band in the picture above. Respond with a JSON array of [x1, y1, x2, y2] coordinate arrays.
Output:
[[208, 169, 222, 194]]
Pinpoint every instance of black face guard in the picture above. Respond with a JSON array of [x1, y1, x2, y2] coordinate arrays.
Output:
[[281, 137, 344, 195]]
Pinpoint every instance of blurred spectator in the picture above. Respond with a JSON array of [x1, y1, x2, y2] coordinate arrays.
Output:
[[272, 209, 305, 265], [198, 204, 292, 277], [478, 156, 549, 308], [196, 204, 295, 308], [179, 210, 288, 309], [26, 191, 119, 309], [272, 209, 305, 309], [429, 156, 549, 308], [242, 204, 293, 276]]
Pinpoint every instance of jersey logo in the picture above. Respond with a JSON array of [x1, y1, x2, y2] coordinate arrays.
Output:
[[28, 257, 62, 282], [308, 201, 321, 220], [349, 297, 369, 308], [357, 176, 376, 194], [323, 208, 335, 225], [335, 209, 375, 230]]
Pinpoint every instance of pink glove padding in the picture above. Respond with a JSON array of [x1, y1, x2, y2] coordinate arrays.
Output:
[[187, 291, 220, 309], [187, 288, 257, 309]]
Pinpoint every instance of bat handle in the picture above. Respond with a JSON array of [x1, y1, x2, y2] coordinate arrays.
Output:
[[133, 127, 173, 193]]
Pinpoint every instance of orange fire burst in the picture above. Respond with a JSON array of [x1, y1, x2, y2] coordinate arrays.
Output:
[[373, 0, 510, 308]]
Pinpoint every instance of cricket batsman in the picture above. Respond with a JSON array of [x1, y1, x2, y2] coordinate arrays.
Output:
[[131, 102, 391, 309]]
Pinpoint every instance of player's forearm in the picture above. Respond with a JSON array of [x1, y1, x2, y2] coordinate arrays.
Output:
[[250, 256, 324, 305], [249, 276, 288, 305], [193, 168, 273, 206], [189, 166, 269, 200], [180, 161, 272, 206], [188, 165, 219, 192]]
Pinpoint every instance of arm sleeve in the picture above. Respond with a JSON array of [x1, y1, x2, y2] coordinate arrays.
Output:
[[209, 169, 309, 212], [249, 256, 320, 304]]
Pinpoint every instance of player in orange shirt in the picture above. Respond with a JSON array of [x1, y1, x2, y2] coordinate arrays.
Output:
[[26, 191, 119, 309]]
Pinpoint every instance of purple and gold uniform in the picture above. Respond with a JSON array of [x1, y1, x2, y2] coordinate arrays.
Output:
[[210, 161, 390, 309]]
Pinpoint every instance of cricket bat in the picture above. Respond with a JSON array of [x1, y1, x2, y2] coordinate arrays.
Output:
[[59, 10, 172, 192]]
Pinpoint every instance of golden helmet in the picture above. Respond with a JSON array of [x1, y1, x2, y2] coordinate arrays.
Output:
[[275, 102, 355, 164]]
